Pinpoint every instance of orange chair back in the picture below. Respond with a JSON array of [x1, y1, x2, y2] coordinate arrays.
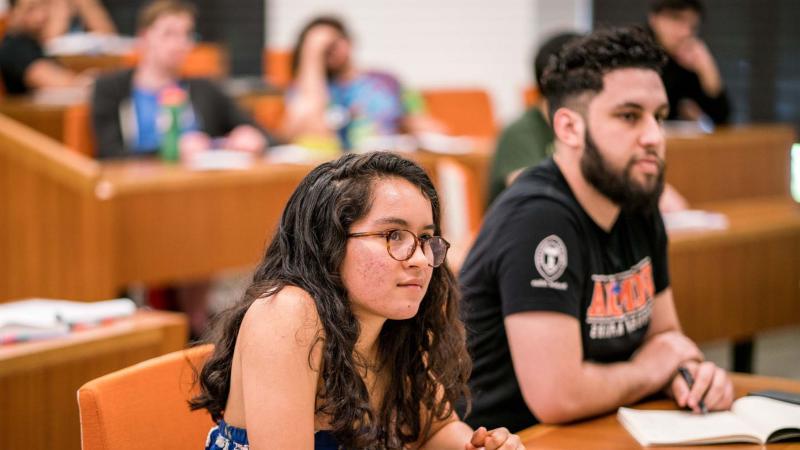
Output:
[[63, 103, 96, 157], [122, 43, 229, 79], [523, 85, 541, 108], [181, 43, 229, 79], [251, 95, 286, 133], [421, 88, 497, 138], [263, 48, 293, 89], [0, 14, 7, 39], [78, 344, 215, 450]]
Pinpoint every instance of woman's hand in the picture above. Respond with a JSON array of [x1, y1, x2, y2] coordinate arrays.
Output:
[[465, 426, 525, 450]]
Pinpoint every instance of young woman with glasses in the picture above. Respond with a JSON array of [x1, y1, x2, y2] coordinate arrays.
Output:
[[192, 152, 524, 449]]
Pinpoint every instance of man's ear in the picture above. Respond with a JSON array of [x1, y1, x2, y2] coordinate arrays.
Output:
[[552, 107, 585, 149]]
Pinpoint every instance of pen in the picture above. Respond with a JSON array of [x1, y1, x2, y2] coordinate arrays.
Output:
[[678, 366, 708, 414]]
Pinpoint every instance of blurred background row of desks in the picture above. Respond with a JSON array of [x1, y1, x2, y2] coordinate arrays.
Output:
[[0, 107, 798, 450], [2, 107, 798, 351]]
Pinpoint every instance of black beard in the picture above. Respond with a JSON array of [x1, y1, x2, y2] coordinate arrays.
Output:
[[580, 131, 665, 213]]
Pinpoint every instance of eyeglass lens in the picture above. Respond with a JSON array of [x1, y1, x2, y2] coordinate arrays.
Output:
[[386, 230, 448, 267]]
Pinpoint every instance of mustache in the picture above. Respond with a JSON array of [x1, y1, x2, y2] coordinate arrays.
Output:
[[631, 149, 666, 170]]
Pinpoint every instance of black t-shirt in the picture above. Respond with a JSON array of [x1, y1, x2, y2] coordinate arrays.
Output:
[[661, 55, 730, 125], [0, 33, 46, 95], [458, 158, 670, 432]]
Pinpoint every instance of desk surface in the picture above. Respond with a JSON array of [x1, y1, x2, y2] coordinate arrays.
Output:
[[0, 309, 187, 374], [520, 373, 800, 449], [670, 197, 800, 249]]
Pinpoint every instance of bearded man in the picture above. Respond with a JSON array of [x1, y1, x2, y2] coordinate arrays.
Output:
[[458, 26, 733, 432]]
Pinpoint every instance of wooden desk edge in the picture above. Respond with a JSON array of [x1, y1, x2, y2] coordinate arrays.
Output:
[[0, 310, 187, 376], [518, 373, 800, 442]]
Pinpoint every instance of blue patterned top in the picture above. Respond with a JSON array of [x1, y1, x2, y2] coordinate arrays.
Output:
[[205, 419, 340, 450]]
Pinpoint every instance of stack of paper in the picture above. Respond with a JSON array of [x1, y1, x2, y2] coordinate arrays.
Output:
[[0, 298, 136, 344]]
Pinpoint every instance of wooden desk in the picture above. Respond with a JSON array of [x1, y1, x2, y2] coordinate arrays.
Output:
[[0, 87, 281, 153], [97, 158, 311, 287], [669, 197, 800, 344], [56, 54, 130, 74], [56, 43, 230, 79], [0, 310, 188, 450], [665, 124, 796, 204], [0, 112, 489, 301], [0, 96, 84, 144], [520, 373, 800, 449]]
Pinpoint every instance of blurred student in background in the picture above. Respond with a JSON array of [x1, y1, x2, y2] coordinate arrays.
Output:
[[92, 0, 271, 161], [91, 0, 271, 337], [487, 32, 581, 207], [647, 0, 730, 124], [0, 0, 93, 94], [42, 0, 117, 41], [281, 16, 446, 152]]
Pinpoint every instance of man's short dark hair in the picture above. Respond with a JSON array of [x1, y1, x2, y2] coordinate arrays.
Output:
[[649, 0, 705, 19], [534, 31, 582, 87], [539, 26, 667, 121]]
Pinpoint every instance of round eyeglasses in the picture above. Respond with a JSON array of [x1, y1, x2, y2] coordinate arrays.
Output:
[[347, 229, 451, 268]]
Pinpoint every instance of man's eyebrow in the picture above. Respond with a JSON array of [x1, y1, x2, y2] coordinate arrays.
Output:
[[613, 102, 645, 110]]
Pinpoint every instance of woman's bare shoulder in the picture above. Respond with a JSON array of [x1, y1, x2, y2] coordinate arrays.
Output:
[[239, 285, 324, 348]]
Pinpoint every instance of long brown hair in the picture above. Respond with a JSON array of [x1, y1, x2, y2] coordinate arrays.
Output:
[[191, 152, 471, 448]]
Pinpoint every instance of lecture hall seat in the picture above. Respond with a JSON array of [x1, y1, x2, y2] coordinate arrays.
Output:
[[421, 88, 498, 139], [251, 95, 286, 135], [77, 344, 214, 450], [63, 103, 96, 157], [123, 43, 230, 79], [523, 85, 541, 108], [263, 48, 293, 89]]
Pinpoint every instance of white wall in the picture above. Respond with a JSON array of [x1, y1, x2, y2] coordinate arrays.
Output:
[[266, 0, 591, 124]]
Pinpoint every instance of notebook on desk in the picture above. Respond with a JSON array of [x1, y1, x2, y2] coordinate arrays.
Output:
[[618, 395, 800, 446]]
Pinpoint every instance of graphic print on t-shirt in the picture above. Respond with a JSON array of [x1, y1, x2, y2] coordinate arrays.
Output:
[[586, 257, 655, 340], [530, 234, 568, 290]]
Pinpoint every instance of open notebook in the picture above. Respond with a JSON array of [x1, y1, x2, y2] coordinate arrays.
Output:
[[618, 396, 800, 445]]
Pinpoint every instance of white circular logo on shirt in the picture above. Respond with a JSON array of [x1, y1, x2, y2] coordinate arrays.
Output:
[[534, 234, 568, 282]]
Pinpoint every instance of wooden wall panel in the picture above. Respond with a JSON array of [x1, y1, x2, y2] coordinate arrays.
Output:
[[0, 114, 114, 302]]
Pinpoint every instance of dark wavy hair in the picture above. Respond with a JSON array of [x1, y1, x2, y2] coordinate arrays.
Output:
[[533, 31, 582, 88], [290, 15, 350, 79], [190, 152, 471, 449], [540, 26, 667, 121]]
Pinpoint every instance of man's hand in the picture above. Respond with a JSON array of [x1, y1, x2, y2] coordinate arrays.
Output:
[[225, 125, 267, 154], [178, 131, 211, 161], [465, 427, 525, 450], [632, 331, 704, 391], [670, 360, 734, 413], [673, 37, 723, 96], [302, 25, 340, 58]]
